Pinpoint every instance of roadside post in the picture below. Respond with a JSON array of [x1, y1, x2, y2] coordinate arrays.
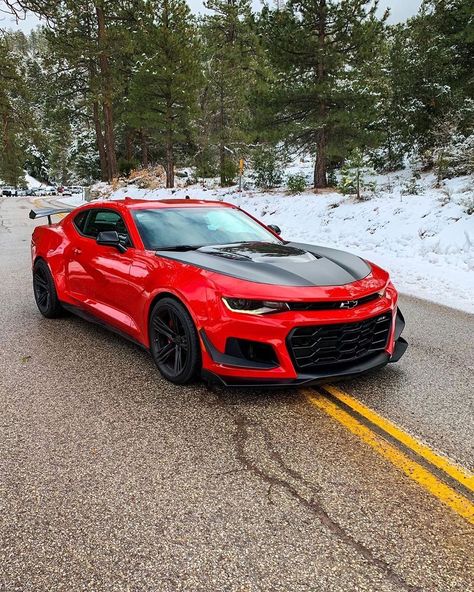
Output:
[[239, 158, 244, 192]]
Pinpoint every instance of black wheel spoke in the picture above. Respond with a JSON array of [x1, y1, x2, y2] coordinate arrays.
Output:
[[35, 276, 48, 289], [33, 263, 63, 318], [156, 343, 174, 363], [153, 317, 176, 340], [174, 345, 183, 373], [37, 291, 48, 306], [34, 270, 50, 311], [169, 310, 178, 331]]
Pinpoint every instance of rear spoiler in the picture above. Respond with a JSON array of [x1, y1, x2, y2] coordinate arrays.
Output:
[[29, 207, 74, 225]]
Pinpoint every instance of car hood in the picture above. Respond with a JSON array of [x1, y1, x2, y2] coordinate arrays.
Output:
[[155, 241, 371, 287]]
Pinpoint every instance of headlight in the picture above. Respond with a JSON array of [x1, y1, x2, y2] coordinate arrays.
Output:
[[222, 297, 289, 315]]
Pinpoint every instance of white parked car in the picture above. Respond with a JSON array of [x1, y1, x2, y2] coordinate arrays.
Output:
[[1, 186, 16, 197]]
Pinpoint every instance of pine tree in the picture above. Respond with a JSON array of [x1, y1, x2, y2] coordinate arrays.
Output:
[[0, 33, 29, 187], [8, 1, 138, 182], [127, 0, 201, 188], [259, 0, 387, 189], [201, 0, 261, 186], [385, 1, 473, 162]]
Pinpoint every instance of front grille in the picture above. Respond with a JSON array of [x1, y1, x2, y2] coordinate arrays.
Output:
[[287, 292, 380, 311], [287, 313, 391, 371]]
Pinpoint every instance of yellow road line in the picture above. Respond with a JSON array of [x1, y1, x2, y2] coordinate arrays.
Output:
[[321, 384, 474, 493], [304, 390, 474, 525]]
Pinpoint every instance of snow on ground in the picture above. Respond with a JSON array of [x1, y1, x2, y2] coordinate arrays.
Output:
[[24, 173, 43, 189], [60, 169, 474, 314]]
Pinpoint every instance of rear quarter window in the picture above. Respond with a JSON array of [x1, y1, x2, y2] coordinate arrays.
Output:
[[73, 210, 89, 233]]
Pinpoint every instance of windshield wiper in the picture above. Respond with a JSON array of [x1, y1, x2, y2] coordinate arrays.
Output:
[[156, 245, 201, 251]]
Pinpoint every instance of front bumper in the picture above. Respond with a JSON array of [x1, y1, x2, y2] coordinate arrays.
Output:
[[202, 351, 392, 387], [199, 296, 407, 387]]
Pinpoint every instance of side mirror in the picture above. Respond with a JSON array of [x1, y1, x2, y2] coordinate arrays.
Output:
[[268, 224, 281, 235], [97, 230, 127, 253]]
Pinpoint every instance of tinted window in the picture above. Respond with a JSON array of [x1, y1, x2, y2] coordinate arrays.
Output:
[[82, 209, 132, 245], [73, 210, 89, 233], [132, 207, 280, 250]]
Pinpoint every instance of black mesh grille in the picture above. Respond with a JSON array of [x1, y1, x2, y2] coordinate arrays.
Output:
[[287, 313, 391, 371]]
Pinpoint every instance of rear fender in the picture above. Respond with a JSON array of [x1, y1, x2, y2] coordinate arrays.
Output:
[[31, 225, 68, 298]]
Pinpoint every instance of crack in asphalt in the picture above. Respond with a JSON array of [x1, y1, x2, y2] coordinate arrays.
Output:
[[215, 393, 422, 592], [0, 198, 12, 233]]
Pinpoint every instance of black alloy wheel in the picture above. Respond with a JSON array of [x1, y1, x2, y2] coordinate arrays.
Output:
[[149, 297, 201, 384], [33, 259, 63, 318]]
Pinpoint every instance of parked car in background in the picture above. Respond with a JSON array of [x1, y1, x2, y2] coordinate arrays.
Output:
[[61, 186, 83, 197], [43, 186, 57, 196], [1, 186, 17, 197], [30, 187, 44, 196]]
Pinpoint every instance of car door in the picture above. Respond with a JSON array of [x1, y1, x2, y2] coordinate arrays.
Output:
[[65, 209, 99, 302], [66, 208, 142, 335]]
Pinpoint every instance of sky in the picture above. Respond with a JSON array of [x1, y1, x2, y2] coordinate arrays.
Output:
[[0, 0, 423, 33]]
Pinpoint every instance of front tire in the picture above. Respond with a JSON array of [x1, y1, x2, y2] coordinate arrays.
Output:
[[149, 297, 201, 384], [33, 259, 63, 318]]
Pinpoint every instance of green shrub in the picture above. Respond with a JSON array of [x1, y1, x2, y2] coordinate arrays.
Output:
[[118, 158, 139, 177], [250, 146, 283, 189], [337, 149, 376, 200], [461, 194, 474, 216], [401, 176, 424, 196], [286, 173, 307, 193], [435, 134, 474, 181], [327, 168, 338, 187], [195, 147, 218, 179], [220, 158, 238, 187]]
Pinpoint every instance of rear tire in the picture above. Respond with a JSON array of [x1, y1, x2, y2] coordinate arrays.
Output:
[[33, 259, 63, 318], [149, 297, 201, 384]]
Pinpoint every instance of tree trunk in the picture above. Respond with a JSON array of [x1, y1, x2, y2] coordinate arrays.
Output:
[[96, 4, 117, 181], [2, 111, 10, 153], [314, 0, 328, 189], [219, 86, 226, 186], [140, 130, 148, 167], [92, 100, 108, 181], [219, 141, 225, 186], [166, 138, 174, 188], [314, 129, 327, 188]]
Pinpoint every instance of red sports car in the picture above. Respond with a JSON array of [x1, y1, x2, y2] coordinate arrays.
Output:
[[30, 198, 407, 386]]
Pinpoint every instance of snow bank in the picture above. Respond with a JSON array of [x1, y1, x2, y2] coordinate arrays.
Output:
[[64, 171, 474, 314], [24, 173, 43, 189]]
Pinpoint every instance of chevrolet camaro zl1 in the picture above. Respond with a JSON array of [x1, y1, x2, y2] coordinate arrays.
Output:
[[30, 199, 407, 386]]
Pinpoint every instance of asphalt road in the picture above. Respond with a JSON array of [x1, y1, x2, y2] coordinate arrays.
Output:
[[1, 197, 473, 592]]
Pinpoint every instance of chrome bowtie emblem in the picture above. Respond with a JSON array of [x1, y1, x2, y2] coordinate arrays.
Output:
[[340, 300, 358, 309]]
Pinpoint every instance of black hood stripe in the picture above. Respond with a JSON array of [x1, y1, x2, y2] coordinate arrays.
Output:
[[155, 241, 370, 287]]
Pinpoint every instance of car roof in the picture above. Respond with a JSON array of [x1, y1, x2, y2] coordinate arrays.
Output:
[[80, 198, 236, 211]]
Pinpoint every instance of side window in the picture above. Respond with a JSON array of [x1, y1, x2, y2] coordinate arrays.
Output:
[[73, 210, 89, 233], [82, 209, 132, 246]]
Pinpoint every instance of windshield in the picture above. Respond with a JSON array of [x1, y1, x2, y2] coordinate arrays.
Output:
[[132, 207, 281, 250]]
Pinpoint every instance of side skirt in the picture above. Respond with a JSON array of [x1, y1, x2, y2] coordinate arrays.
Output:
[[61, 302, 148, 352]]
